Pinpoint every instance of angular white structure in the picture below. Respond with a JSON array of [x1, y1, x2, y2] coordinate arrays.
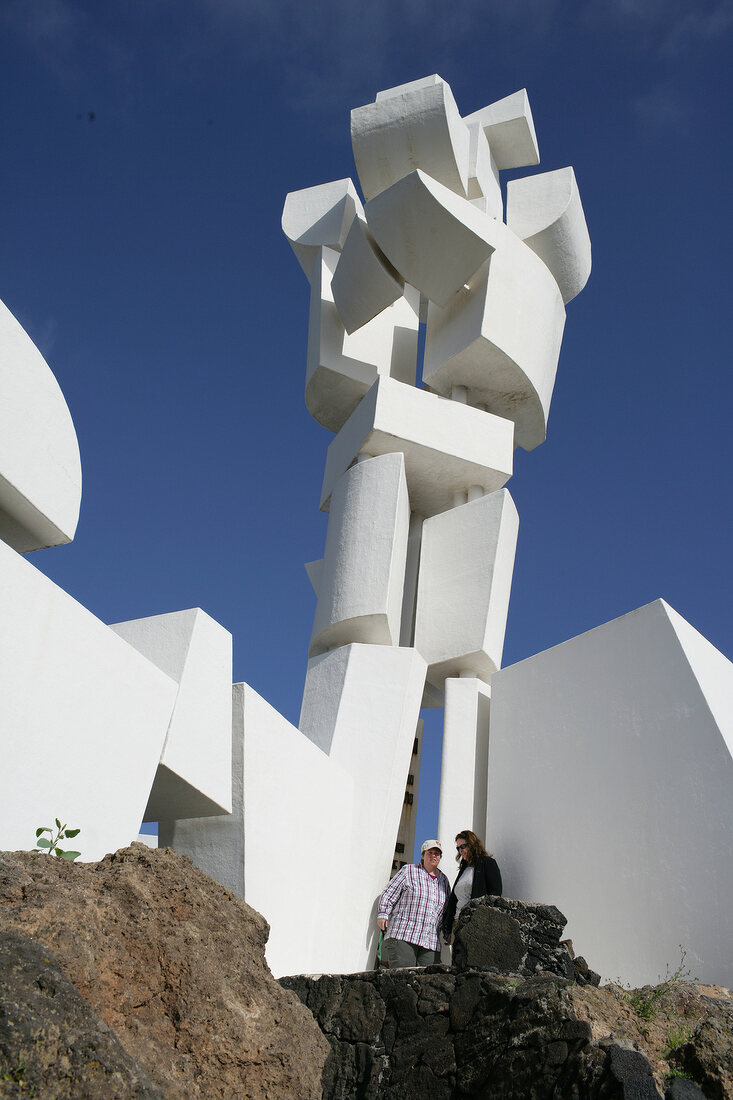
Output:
[[365, 170, 498, 306], [306, 247, 420, 431], [0, 298, 82, 553], [423, 218, 567, 451], [0, 538, 178, 860], [507, 166, 592, 304], [310, 453, 410, 655], [162, 642, 426, 976], [110, 608, 233, 819], [414, 489, 519, 686], [281, 178, 363, 280], [436, 677, 492, 849], [22, 72, 732, 996], [488, 600, 733, 987], [330, 215, 404, 334], [351, 76, 470, 201], [463, 89, 540, 171], [320, 375, 514, 517]]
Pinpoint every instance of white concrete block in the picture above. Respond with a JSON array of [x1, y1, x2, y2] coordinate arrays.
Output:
[[488, 599, 733, 987], [306, 247, 420, 431], [466, 120, 503, 219], [365, 170, 498, 306], [281, 178, 363, 280], [0, 298, 82, 553], [331, 215, 404, 333], [423, 218, 566, 452], [300, 642, 427, 966], [111, 608, 233, 820], [375, 75, 443, 102], [161, 683, 357, 976], [320, 376, 514, 518], [310, 453, 410, 655], [437, 677, 491, 850], [351, 76, 470, 201], [507, 167, 592, 304], [166, 644, 425, 977], [464, 89, 540, 171], [414, 489, 519, 686], [0, 539, 177, 860]]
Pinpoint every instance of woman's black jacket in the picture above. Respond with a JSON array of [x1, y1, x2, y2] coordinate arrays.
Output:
[[442, 855, 502, 935]]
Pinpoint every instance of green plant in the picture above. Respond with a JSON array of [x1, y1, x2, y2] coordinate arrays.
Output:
[[664, 1023, 689, 1058], [1, 1059, 37, 1095], [616, 947, 696, 1021], [34, 819, 81, 860]]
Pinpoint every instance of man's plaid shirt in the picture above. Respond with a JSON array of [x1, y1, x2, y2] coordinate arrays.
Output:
[[378, 862, 450, 951]]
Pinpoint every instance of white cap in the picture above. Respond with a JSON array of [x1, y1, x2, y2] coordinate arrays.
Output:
[[421, 839, 443, 854]]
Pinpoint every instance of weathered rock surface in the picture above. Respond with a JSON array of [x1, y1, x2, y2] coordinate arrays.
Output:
[[282, 896, 732, 1099], [0, 845, 329, 1099], [282, 965, 666, 1098], [0, 929, 163, 1099], [452, 895, 575, 980]]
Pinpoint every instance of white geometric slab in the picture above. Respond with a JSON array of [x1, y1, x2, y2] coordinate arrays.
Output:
[[423, 218, 566, 451], [507, 166, 592, 304], [466, 119, 503, 219], [306, 247, 420, 431], [111, 608, 233, 820], [0, 298, 82, 554], [0, 539, 177, 860], [488, 599, 733, 987], [351, 76, 470, 201], [281, 178, 363, 280], [331, 215, 405, 334], [414, 489, 519, 686], [320, 376, 514, 518], [463, 89, 540, 171], [365, 170, 499, 306], [310, 452, 410, 655]]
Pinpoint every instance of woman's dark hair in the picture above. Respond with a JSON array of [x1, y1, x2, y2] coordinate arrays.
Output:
[[455, 830, 490, 865]]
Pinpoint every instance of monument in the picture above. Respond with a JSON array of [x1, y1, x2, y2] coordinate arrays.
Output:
[[0, 76, 730, 985]]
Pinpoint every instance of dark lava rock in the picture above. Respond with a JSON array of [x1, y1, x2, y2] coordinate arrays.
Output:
[[0, 929, 163, 1099], [665, 1076, 707, 1099], [282, 967, 668, 1099], [452, 894, 575, 980], [669, 1009, 733, 1100]]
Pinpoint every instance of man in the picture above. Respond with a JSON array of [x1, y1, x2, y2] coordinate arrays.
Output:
[[377, 839, 450, 967]]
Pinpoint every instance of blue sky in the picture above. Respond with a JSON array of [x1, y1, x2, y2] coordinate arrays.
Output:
[[2, 1, 731, 853]]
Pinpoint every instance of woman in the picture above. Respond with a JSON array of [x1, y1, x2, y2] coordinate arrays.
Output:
[[377, 839, 451, 967], [442, 830, 502, 943]]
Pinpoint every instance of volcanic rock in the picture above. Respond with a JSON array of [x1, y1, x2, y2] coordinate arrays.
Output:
[[0, 845, 328, 1099]]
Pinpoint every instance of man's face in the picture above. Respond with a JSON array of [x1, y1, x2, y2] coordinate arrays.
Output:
[[423, 847, 442, 872]]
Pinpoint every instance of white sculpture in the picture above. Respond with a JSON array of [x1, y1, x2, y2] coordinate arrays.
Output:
[[2, 73, 729, 987]]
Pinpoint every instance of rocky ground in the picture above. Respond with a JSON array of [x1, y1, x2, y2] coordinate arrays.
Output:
[[0, 846, 730, 1099], [0, 845, 328, 1099]]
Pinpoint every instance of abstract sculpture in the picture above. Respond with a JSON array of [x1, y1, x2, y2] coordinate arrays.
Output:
[[1, 75, 730, 986]]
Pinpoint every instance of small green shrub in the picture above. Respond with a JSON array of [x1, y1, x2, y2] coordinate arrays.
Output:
[[34, 819, 81, 860], [616, 947, 696, 1021], [664, 1023, 689, 1058]]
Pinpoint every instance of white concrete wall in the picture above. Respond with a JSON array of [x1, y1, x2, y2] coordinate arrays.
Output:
[[111, 609, 233, 819], [488, 599, 733, 987], [0, 539, 177, 860]]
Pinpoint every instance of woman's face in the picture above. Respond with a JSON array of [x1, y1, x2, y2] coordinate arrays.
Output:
[[422, 847, 442, 873], [456, 837, 469, 861]]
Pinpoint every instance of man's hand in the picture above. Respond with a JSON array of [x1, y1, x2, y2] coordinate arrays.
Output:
[[377, 918, 388, 932]]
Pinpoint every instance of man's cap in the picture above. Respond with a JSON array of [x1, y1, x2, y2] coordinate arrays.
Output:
[[421, 839, 442, 854]]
